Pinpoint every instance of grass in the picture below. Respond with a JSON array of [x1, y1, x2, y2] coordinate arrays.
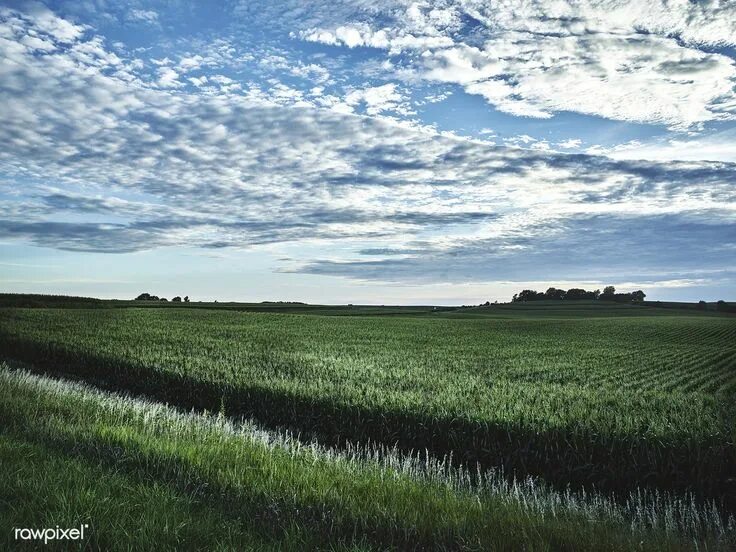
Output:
[[1, 306, 734, 504], [1, 300, 734, 548], [1, 365, 733, 551], [0, 436, 312, 551]]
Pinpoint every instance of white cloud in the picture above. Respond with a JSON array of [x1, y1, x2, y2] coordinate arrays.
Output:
[[127, 9, 159, 25], [599, 129, 736, 163], [343, 83, 409, 115], [1, 3, 735, 289], [189, 75, 208, 87], [157, 66, 181, 88], [301, 24, 393, 49], [290, 62, 330, 83], [422, 90, 451, 104], [20, 34, 55, 52], [178, 55, 204, 72], [24, 4, 85, 42], [295, 0, 736, 128], [557, 139, 582, 149]]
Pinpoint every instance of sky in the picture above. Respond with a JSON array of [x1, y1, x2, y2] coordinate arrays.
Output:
[[0, 0, 735, 304]]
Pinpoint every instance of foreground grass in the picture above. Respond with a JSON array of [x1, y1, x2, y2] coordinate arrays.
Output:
[[0, 436, 323, 551], [1, 365, 733, 550], [1, 307, 734, 500]]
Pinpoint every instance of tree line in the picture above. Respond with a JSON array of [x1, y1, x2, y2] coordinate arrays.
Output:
[[512, 286, 645, 303], [135, 293, 189, 303]]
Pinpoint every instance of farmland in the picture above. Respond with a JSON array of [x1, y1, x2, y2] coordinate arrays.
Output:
[[1, 301, 735, 549]]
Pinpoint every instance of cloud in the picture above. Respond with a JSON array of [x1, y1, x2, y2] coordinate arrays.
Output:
[[343, 83, 411, 115], [0, 220, 168, 253], [598, 128, 736, 164], [295, 214, 736, 284], [157, 66, 181, 87], [289, 62, 331, 83], [0, 3, 734, 292], [295, 0, 736, 128], [558, 139, 582, 149], [16, 2, 86, 43], [127, 9, 159, 26]]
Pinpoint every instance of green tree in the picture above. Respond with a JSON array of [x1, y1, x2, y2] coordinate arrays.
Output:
[[601, 286, 616, 299], [631, 290, 646, 302]]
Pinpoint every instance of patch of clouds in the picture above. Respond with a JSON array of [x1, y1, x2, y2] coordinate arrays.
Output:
[[290, 62, 331, 83], [343, 83, 411, 115], [20, 34, 56, 52], [504, 134, 536, 147], [14, 3, 86, 43], [420, 90, 452, 104], [503, 134, 553, 151], [178, 55, 204, 72], [295, 214, 736, 285], [294, 0, 736, 128], [259, 54, 331, 84], [557, 139, 582, 149], [156, 66, 181, 87], [594, 129, 736, 164], [127, 9, 159, 26], [188, 75, 208, 87], [1, 3, 735, 290]]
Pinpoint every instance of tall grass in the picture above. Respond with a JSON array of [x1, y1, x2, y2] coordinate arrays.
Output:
[[1, 364, 733, 551]]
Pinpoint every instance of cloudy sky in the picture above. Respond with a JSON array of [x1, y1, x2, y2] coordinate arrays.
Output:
[[1, 0, 735, 303]]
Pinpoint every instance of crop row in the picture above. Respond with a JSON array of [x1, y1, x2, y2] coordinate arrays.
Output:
[[2, 365, 734, 551], [0, 307, 734, 504]]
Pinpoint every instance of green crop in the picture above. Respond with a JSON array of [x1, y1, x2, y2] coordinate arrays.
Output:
[[1, 366, 733, 551], [1, 307, 734, 503]]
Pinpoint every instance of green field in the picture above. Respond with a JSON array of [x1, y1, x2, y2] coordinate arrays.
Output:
[[1, 300, 735, 549]]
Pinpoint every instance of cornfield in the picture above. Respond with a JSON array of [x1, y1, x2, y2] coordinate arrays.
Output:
[[1, 304, 734, 549]]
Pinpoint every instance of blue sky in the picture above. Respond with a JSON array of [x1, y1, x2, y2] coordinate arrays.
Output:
[[1, 0, 735, 303]]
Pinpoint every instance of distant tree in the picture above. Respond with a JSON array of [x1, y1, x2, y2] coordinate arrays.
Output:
[[135, 293, 155, 301], [717, 300, 729, 312], [509, 285, 645, 304], [607, 290, 645, 303], [159, 297, 168, 302], [184, 296, 189, 303], [697, 300, 707, 310], [565, 288, 588, 300], [172, 296, 182, 302], [631, 290, 646, 302], [515, 289, 545, 302], [545, 287, 566, 300]]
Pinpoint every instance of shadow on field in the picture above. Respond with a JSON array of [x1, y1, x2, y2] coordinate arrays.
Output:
[[3, 333, 735, 510]]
